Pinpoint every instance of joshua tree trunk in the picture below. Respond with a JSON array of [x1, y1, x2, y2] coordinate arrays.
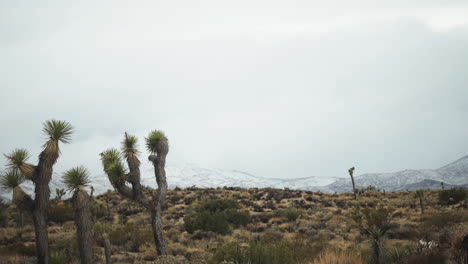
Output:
[[348, 167, 357, 199], [371, 238, 383, 264], [149, 136, 169, 255], [419, 196, 425, 215], [103, 233, 112, 264], [73, 187, 94, 264]]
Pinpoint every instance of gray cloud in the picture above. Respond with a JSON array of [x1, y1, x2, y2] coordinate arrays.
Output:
[[1, 1, 467, 181]]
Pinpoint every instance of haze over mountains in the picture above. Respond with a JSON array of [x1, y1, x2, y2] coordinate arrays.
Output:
[[2, 155, 467, 201]]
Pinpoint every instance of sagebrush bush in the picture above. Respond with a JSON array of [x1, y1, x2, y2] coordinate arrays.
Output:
[[438, 188, 467, 205], [211, 234, 326, 264], [310, 250, 364, 264], [184, 199, 250, 234], [275, 208, 301, 222], [48, 203, 74, 224], [109, 223, 152, 252], [198, 199, 238, 213]]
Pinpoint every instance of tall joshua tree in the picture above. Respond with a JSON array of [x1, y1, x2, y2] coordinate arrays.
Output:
[[348, 167, 357, 199], [3, 120, 73, 264], [415, 189, 425, 215], [100, 130, 169, 255], [63, 166, 94, 264]]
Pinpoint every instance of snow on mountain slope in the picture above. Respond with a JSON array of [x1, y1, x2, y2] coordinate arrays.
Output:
[[436, 155, 468, 185], [0, 163, 332, 201], [2, 156, 467, 201], [326, 156, 468, 192]]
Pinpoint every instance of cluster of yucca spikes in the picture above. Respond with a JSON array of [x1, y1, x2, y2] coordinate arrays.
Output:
[[0, 119, 74, 264], [100, 130, 169, 255]]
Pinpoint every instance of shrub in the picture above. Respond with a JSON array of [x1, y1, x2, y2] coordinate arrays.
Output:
[[50, 250, 68, 264], [225, 209, 251, 227], [48, 203, 74, 224], [211, 235, 326, 264], [311, 250, 364, 264], [438, 188, 467, 205], [198, 199, 238, 213], [0, 242, 36, 256], [184, 211, 231, 235], [275, 208, 301, 222], [423, 211, 466, 229], [184, 199, 250, 235], [109, 223, 152, 252]]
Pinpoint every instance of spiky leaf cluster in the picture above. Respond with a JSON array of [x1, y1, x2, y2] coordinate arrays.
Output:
[[62, 166, 90, 192], [0, 170, 24, 191], [4, 149, 30, 170], [145, 130, 166, 153], [122, 134, 139, 159], [101, 149, 127, 186], [43, 119, 74, 144]]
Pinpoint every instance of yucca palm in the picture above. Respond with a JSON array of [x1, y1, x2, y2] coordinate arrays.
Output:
[[2, 119, 74, 264], [348, 167, 357, 200], [63, 166, 94, 264], [100, 130, 169, 255], [415, 190, 425, 215]]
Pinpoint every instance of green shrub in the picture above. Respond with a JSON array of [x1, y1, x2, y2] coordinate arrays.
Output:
[[211, 235, 326, 264], [48, 203, 74, 224], [184, 211, 231, 235], [225, 209, 251, 227], [423, 211, 466, 229], [438, 188, 467, 205], [109, 223, 151, 252], [50, 250, 68, 264], [0, 242, 36, 256], [275, 208, 301, 222], [198, 199, 238, 213], [184, 199, 250, 235]]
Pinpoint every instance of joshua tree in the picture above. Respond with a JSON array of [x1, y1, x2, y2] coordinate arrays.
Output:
[[415, 189, 425, 215], [440, 182, 445, 190], [62, 166, 94, 264], [3, 120, 73, 264], [352, 204, 394, 264], [348, 167, 357, 199], [55, 188, 66, 201], [94, 222, 112, 264], [100, 130, 169, 255]]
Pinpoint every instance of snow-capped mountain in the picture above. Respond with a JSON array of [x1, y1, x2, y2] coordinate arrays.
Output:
[[325, 155, 468, 193], [2, 156, 467, 201]]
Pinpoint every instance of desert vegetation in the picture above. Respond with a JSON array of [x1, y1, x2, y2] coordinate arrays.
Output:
[[1, 184, 467, 263], [0, 121, 467, 264]]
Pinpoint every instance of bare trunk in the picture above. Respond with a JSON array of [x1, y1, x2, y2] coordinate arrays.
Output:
[[419, 197, 424, 215], [73, 188, 94, 264], [32, 208, 49, 264], [33, 176, 51, 264], [351, 175, 357, 199], [149, 137, 169, 255], [103, 234, 112, 264], [150, 206, 166, 255]]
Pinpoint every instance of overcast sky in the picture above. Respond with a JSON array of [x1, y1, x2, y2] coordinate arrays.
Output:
[[1, 0, 468, 182]]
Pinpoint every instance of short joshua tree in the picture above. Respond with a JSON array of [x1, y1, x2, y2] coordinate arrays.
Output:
[[353, 204, 394, 264], [94, 222, 112, 264], [63, 166, 94, 264], [415, 189, 425, 215], [100, 130, 169, 255], [348, 167, 357, 199], [2, 120, 73, 264]]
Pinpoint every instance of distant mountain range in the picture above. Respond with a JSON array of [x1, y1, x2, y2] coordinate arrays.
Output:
[[2, 156, 468, 201], [324, 155, 468, 193]]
